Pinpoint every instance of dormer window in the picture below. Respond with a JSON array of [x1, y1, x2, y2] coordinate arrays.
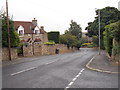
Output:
[[35, 30, 39, 34], [19, 30, 24, 35], [34, 26, 40, 35], [18, 25, 24, 35]]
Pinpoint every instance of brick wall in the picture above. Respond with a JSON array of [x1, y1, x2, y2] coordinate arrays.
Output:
[[23, 44, 33, 57], [2, 48, 18, 60], [23, 44, 77, 57], [20, 33, 48, 43]]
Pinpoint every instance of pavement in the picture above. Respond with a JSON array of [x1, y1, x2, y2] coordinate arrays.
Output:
[[86, 50, 120, 74]]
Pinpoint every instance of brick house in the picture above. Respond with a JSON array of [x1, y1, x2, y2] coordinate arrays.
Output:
[[14, 18, 48, 44]]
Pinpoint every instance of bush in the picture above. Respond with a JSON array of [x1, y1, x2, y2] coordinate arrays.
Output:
[[81, 43, 95, 48], [44, 41, 55, 45]]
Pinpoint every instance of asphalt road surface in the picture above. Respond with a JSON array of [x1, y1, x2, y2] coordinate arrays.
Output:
[[2, 48, 118, 88]]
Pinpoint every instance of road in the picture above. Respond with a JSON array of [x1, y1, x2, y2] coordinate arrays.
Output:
[[2, 48, 118, 88]]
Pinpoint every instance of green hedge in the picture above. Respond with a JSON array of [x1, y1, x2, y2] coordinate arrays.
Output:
[[48, 31, 60, 43], [104, 20, 120, 56]]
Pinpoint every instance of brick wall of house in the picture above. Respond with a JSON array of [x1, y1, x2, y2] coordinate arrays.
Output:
[[2, 48, 18, 60], [20, 33, 47, 43], [42, 33, 48, 43]]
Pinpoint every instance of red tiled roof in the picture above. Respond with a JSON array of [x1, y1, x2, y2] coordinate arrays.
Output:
[[21, 39, 26, 43], [34, 38, 41, 42], [14, 21, 35, 34], [26, 38, 31, 42]]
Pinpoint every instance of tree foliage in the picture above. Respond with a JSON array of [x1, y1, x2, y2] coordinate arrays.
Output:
[[2, 14, 20, 47], [66, 20, 82, 40], [104, 20, 120, 56], [59, 34, 81, 49], [85, 7, 120, 48]]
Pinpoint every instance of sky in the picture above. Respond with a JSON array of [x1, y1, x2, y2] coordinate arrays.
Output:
[[0, 0, 119, 34]]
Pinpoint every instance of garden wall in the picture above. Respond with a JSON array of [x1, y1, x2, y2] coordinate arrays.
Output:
[[23, 44, 76, 57], [2, 47, 18, 60]]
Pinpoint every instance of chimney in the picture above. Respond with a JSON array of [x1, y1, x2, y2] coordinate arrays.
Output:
[[41, 26, 44, 30], [32, 18, 37, 26], [40, 26, 45, 34]]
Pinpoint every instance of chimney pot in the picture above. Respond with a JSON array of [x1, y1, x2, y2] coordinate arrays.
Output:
[[32, 18, 37, 26]]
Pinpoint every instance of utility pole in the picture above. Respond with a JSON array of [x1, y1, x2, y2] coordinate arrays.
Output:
[[6, 0, 11, 60], [98, 9, 101, 55]]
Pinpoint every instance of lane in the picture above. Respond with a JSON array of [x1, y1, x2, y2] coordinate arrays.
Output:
[[70, 68, 118, 88], [3, 48, 97, 88], [65, 68, 85, 90], [3, 48, 90, 75]]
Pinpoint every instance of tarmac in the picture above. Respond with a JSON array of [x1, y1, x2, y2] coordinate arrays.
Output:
[[2, 50, 120, 74], [86, 50, 120, 74]]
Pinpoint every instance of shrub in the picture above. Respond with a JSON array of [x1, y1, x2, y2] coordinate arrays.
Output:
[[44, 41, 55, 45]]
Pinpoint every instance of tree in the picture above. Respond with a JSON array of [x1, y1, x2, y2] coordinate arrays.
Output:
[[60, 34, 78, 47], [2, 13, 20, 47], [66, 20, 82, 40], [85, 7, 120, 48]]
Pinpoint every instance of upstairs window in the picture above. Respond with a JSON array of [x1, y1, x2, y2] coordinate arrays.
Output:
[[19, 30, 24, 35], [35, 30, 39, 34]]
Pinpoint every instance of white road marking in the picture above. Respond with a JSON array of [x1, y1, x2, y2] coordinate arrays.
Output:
[[86, 56, 96, 66], [76, 75, 79, 78], [64, 86, 69, 90], [80, 68, 85, 72], [72, 78, 77, 81], [46, 61, 56, 65], [10, 67, 37, 76], [68, 82, 74, 86], [46, 59, 60, 65], [64, 68, 85, 90], [78, 73, 81, 75]]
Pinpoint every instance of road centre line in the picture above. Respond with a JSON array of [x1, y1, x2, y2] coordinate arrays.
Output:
[[10, 67, 37, 76], [11, 60, 59, 76], [64, 68, 85, 90]]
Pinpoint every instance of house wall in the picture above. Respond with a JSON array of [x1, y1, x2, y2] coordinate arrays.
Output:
[[19, 33, 47, 43], [41, 33, 48, 43], [2, 48, 18, 60]]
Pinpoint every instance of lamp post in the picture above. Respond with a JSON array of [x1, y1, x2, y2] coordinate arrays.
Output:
[[95, 8, 101, 55]]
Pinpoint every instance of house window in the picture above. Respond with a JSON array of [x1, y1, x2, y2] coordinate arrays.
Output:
[[19, 30, 23, 35], [35, 30, 39, 34]]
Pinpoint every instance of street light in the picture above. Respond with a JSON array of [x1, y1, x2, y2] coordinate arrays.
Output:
[[95, 8, 101, 55]]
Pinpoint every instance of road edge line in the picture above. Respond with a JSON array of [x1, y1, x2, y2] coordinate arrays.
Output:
[[86, 55, 120, 74]]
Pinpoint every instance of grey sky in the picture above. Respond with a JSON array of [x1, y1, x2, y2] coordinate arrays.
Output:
[[0, 0, 119, 34]]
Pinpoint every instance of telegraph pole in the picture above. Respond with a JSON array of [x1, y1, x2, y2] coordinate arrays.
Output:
[[98, 9, 101, 55], [6, 0, 11, 60]]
